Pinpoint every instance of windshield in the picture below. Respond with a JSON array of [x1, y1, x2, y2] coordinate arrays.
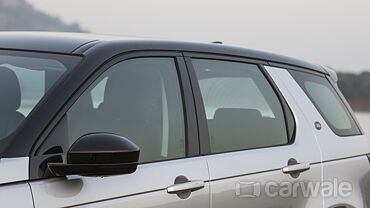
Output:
[[0, 51, 81, 140]]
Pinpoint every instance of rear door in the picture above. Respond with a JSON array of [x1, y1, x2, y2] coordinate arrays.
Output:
[[29, 53, 210, 208], [185, 55, 324, 207]]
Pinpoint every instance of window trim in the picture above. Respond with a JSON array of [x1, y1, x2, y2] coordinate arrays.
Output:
[[30, 51, 199, 179], [184, 53, 296, 156]]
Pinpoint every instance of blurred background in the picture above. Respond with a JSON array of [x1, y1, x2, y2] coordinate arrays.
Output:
[[1, 0, 369, 135]]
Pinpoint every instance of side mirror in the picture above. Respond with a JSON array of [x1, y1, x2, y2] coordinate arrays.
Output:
[[48, 133, 140, 177]]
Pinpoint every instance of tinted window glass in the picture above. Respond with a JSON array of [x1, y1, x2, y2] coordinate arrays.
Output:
[[192, 59, 288, 153], [0, 53, 79, 140], [66, 58, 186, 163], [290, 70, 361, 136]]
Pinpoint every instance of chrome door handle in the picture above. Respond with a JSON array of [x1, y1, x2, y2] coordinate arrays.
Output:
[[167, 180, 205, 194], [282, 163, 310, 174]]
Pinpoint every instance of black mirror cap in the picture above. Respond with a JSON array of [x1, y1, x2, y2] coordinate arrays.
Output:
[[68, 133, 140, 165], [48, 133, 140, 177]]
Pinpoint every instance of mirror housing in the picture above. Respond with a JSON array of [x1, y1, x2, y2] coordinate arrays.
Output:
[[48, 133, 140, 177]]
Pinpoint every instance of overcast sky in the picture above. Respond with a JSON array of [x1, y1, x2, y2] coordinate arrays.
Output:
[[26, 0, 370, 73]]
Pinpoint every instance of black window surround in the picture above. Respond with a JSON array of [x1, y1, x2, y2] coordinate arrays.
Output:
[[27, 50, 298, 179], [30, 52, 298, 160]]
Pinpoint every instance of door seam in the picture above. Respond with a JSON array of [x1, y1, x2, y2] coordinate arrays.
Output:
[[27, 181, 36, 208]]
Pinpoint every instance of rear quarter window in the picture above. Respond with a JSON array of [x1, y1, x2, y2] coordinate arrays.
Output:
[[290, 70, 361, 136]]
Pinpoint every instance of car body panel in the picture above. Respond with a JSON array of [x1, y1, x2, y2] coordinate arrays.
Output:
[[68, 187, 210, 208], [29, 157, 209, 208], [202, 65, 324, 207], [265, 66, 370, 160], [209, 166, 323, 207], [321, 156, 370, 207], [0, 182, 34, 208], [0, 157, 28, 184], [266, 65, 370, 207]]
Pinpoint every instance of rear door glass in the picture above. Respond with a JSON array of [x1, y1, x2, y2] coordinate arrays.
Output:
[[191, 59, 289, 153]]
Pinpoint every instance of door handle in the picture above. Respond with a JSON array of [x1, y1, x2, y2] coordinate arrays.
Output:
[[167, 180, 205, 194], [282, 162, 310, 174]]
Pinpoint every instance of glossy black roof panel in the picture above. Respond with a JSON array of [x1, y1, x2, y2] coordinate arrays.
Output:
[[0, 32, 96, 53], [0, 32, 156, 53], [0, 32, 326, 73]]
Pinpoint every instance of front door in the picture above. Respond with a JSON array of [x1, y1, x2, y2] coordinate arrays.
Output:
[[29, 55, 210, 208], [0, 157, 33, 208]]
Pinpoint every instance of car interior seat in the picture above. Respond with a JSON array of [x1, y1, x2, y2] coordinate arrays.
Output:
[[0, 67, 25, 139]]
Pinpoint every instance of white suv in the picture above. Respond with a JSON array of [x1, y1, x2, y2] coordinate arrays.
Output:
[[0, 32, 369, 208]]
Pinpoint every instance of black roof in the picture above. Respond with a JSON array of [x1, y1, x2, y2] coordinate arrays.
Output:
[[0, 32, 326, 73]]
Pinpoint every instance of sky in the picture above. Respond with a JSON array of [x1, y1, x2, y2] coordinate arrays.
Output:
[[26, 0, 370, 73]]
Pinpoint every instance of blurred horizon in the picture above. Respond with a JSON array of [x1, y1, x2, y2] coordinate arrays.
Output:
[[22, 0, 370, 74]]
